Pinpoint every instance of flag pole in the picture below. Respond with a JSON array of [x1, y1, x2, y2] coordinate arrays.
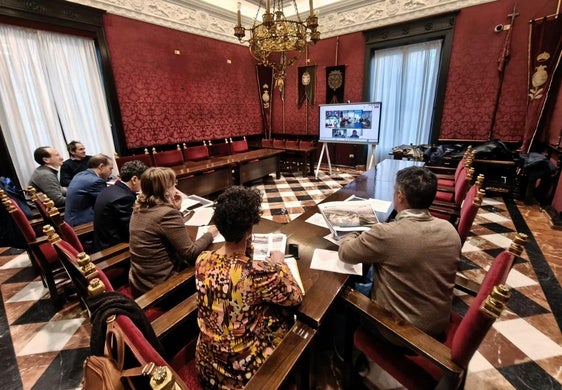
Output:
[[489, 2, 518, 140]]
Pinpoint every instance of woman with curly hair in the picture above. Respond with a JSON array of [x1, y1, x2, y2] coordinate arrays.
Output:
[[195, 186, 303, 389], [128, 167, 218, 297]]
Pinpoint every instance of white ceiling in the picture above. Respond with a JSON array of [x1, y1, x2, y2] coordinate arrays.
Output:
[[68, 0, 496, 44]]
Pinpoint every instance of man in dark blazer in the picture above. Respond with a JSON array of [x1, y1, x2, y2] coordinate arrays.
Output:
[[93, 160, 148, 250], [60, 141, 92, 187], [64, 154, 114, 227]]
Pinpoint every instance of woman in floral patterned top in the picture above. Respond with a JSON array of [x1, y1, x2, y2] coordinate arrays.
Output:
[[195, 186, 304, 389]]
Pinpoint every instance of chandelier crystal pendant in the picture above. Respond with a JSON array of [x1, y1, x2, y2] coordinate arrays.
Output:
[[234, 0, 320, 89]]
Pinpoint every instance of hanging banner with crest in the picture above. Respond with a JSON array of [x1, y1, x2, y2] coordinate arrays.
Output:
[[256, 65, 274, 138], [326, 65, 345, 103], [298, 65, 316, 108]]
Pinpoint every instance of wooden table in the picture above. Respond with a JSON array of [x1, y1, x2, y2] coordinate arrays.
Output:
[[172, 149, 283, 196], [285, 159, 422, 328], [280, 145, 318, 176]]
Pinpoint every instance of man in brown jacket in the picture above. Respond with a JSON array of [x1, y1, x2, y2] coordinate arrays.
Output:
[[338, 166, 461, 344]]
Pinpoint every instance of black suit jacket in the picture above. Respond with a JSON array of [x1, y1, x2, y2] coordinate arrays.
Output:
[[93, 181, 136, 250]]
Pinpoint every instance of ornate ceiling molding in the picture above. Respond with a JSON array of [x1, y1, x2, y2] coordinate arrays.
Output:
[[68, 0, 496, 43]]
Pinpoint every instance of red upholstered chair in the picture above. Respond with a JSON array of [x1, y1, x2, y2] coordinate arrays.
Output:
[[229, 137, 249, 153], [47, 228, 195, 321], [115, 149, 154, 171], [430, 146, 474, 188], [285, 139, 299, 149], [114, 310, 201, 390], [208, 139, 232, 157], [261, 138, 273, 148], [182, 143, 209, 161], [272, 139, 285, 149], [152, 146, 185, 167], [433, 167, 475, 210], [299, 140, 315, 148], [1, 198, 67, 309], [342, 233, 528, 390], [27, 188, 53, 222], [431, 175, 486, 243]]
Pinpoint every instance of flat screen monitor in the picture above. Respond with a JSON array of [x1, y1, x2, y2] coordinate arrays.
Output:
[[318, 102, 382, 144]]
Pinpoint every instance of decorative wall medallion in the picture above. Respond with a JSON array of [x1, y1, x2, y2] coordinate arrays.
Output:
[[328, 69, 343, 91]]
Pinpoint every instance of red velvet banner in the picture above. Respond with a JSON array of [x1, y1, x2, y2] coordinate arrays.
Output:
[[256, 65, 274, 139], [523, 16, 562, 152]]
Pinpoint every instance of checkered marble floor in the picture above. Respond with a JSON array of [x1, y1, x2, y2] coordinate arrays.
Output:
[[253, 169, 358, 223], [0, 175, 561, 389]]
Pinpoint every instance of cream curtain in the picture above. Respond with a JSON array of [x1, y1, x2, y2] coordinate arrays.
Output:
[[0, 24, 116, 186], [369, 40, 442, 163]]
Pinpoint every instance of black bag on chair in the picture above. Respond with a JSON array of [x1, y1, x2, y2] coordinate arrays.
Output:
[[83, 292, 167, 390]]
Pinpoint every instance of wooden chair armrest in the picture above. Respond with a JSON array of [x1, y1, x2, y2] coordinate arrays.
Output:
[[29, 216, 45, 228], [454, 273, 480, 296], [431, 199, 460, 211], [434, 173, 455, 181], [436, 185, 455, 193], [28, 235, 49, 247], [245, 320, 317, 390], [94, 250, 131, 269], [340, 287, 462, 375], [151, 294, 197, 338], [72, 221, 94, 236], [89, 242, 130, 263], [134, 267, 195, 310], [427, 166, 456, 175]]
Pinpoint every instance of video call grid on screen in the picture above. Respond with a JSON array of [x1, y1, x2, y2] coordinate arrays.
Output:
[[318, 102, 382, 144]]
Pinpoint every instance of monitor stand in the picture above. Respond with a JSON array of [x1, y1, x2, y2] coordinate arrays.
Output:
[[315, 142, 332, 179]]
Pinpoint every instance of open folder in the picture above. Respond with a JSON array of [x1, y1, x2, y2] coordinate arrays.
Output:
[[318, 200, 379, 239]]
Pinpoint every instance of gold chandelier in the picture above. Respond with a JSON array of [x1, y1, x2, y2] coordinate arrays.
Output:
[[234, 0, 320, 89]]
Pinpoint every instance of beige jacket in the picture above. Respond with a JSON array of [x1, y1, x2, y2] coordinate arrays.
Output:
[[338, 209, 461, 339]]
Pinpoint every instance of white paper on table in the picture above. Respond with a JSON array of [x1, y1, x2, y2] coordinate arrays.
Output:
[[310, 248, 363, 275], [344, 195, 391, 213], [284, 256, 305, 295], [368, 198, 392, 213], [305, 213, 329, 228], [185, 207, 214, 226], [196, 226, 224, 243]]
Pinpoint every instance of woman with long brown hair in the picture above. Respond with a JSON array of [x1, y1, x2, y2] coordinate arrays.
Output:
[[128, 167, 218, 297]]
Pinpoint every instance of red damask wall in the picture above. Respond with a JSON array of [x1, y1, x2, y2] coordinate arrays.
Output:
[[103, 14, 262, 149], [440, 0, 556, 141], [104, 0, 558, 147], [269, 33, 366, 136]]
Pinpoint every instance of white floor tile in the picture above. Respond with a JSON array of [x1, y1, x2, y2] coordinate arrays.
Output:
[[462, 242, 482, 253], [284, 201, 303, 208], [0, 252, 31, 269], [479, 212, 511, 223], [504, 268, 538, 288], [493, 319, 562, 360], [467, 351, 495, 372], [18, 318, 85, 356], [7, 281, 48, 302], [482, 198, 503, 206], [479, 234, 513, 248]]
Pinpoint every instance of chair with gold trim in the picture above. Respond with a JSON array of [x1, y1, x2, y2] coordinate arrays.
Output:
[[1, 196, 68, 309], [115, 149, 154, 171], [342, 232, 528, 389], [152, 145, 184, 167]]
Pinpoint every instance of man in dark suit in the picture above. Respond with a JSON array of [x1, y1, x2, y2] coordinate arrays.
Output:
[[93, 160, 148, 250], [60, 141, 92, 187], [65, 154, 114, 227]]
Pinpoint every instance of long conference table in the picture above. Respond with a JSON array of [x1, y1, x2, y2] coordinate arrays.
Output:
[[285, 159, 423, 328], [172, 148, 283, 197], [186, 158, 422, 388], [200, 158, 422, 327]]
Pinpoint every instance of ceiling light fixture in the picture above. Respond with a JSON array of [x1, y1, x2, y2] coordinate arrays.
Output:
[[234, 0, 320, 90]]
